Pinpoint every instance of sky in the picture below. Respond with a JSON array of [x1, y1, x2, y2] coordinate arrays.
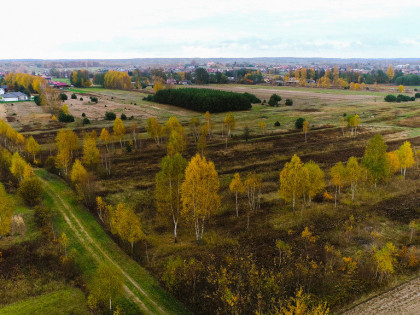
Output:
[[2, 0, 419, 59]]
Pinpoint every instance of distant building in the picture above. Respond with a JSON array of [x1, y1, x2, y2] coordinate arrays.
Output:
[[50, 81, 70, 88], [166, 78, 177, 85], [179, 80, 192, 85], [0, 92, 29, 102], [0, 87, 4, 95]]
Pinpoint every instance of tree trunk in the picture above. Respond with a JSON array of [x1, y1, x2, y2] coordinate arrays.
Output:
[[334, 186, 337, 208], [235, 192, 239, 216], [145, 241, 150, 264]]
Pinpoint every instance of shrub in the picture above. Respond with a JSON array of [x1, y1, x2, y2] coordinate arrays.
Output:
[[295, 117, 305, 129], [18, 177, 44, 206], [414, 88, 418, 91], [82, 113, 86, 117], [71, 93, 77, 99], [285, 98, 293, 106], [80, 97, 83, 101], [243, 92, 261, 103], [396, 94, 412, 102], [44, 156, 58, 174], [243, 126, 250, 141], [120, 113, 127, 120], [143, 95, 154, 101], [82, 117, 90, 125], [415, 93, 420, 98], [105, 112, 116, 120], [274, 121, 281, 127], [384, 94, 397, 102], [152, 88, 252, 112], [33, 95, 41, 106], [58, 112, 75, 122], [268, 94, 282, 106], [59, 93, 68, 101], [90, 96, 98, 103]]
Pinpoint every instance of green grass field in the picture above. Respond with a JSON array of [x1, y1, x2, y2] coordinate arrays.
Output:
[[0, 287, 88, 315], [36, 169, 189, 315]]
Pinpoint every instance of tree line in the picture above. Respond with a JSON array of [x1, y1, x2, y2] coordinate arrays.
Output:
[[150, 88, 253, 113]]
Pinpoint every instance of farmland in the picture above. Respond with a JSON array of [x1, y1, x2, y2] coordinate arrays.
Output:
[[1, 83, 420, 314]]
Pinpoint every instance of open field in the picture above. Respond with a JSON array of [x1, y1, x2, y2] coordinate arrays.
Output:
[[0, 287, 88, 315], [3, 84, 420, 313]]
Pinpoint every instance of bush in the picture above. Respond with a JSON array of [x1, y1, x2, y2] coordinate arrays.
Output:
[[105, 112, 116, 120], [18, 177, 44, 206], [59, 93, 68, 101], [90, 96, 98, 103], [268, 94, 282, 106], [415, 93, 420, 98], [396, 94, 412, 102], [243, 126, 250, 141], [243, 92, 261, 103], [152, 88, 252, 113], [120, 113, 127, 120], [33, 95, 41, 106], [82, 113, 86, 117], [58, 112, 75, 123], [82, 118, 90, 125], [125, 142, 132, 153], [80, 97, 83, 101], [285, 98, 293, 106], [295, 117, 305, 129], [274, 121, 281, 127], [414, 88, 418, 91], [384, 94, 397, 102], [71, 93, 77, 99], [44, 156, 58, 174]]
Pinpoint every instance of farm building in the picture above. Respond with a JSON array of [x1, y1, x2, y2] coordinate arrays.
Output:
[[0, 92, 29, 102]]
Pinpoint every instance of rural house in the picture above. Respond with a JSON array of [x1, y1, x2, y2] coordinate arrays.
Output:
[[0, 87, 4, 95], [0, 92, 29, 102]]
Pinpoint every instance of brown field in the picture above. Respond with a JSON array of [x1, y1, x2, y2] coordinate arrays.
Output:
[[7, 84, 420, 313]]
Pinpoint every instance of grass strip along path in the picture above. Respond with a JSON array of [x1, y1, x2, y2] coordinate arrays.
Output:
[[35, 169, 188, 315]]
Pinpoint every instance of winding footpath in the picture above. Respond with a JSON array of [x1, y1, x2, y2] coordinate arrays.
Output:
[[36, 169, 187, 315]]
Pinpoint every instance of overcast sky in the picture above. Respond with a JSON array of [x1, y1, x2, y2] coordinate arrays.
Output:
[[2, 0, 419, 59]]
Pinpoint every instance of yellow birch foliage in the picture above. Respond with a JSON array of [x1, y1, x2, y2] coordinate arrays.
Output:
[[386, 151, 400, 174], [304, 161, 325, 204], [0, 183, 14, 236], [397, 141, 414, 177], [279, 154, 309, 210], [82, 136, 100, 169], [10, 152, 27, 182], [113, 118, 126, 148], [181, 154, 220, 243], [26, 136, 40, 162]]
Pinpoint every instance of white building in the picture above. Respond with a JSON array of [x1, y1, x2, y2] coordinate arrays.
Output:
[[0, 92, 29, 102], [0, 88, 4, 95]]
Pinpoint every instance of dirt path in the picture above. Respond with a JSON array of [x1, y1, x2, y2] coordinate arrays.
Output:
[[342, 277, 420, 315], [37, 173, 185, 314]]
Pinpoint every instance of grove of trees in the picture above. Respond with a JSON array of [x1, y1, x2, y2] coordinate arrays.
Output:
[[152, 88, 253, 112]]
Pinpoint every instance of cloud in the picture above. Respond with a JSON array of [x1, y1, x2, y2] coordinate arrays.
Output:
[[1, 0, 419, 59]]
